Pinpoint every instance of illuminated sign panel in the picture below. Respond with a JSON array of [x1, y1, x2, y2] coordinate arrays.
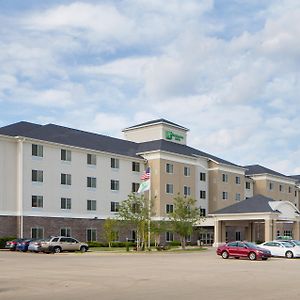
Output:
[[165, 131, 184, 142]]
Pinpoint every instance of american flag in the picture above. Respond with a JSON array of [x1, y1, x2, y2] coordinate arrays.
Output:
[[141, 167, 151, 180]]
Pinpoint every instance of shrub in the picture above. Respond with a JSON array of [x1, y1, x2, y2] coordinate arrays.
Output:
[[168, 240, 181, 247]]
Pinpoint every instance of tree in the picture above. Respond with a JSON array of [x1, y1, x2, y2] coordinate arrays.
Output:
[[169, 194, 201, 249], [117, 193, 151, 251], [150, 221, 168, 247], [103, 218, 119, 248]]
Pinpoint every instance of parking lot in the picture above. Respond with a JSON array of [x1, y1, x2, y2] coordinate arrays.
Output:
[[1, 248, 300, 300]]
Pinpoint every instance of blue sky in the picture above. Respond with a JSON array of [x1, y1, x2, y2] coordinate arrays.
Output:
[[1, 0, 300, 174]]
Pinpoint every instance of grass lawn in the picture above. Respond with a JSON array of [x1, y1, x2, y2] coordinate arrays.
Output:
[[89, 246, 207, 253]]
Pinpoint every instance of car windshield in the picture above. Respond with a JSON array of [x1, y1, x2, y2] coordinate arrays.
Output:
[[244, 242, 259, 249], [282, 241, 294, 248], [292, 240, 300, 246]]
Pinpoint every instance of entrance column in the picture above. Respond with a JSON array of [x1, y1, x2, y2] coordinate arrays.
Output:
[[293, 221, 300, 240], [272, 220, 277, 240], [213, 219, 222, 247], [264, 218, 273, 242]]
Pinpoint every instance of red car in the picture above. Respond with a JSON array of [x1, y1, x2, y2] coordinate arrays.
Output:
[[216, 241, 271, 261]]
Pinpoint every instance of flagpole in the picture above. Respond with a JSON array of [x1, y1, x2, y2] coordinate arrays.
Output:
[[147, 177, 151, 250]]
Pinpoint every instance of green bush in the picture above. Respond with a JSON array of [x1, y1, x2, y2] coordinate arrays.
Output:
[[0, 237, 15, 249], [168, 240, 181, 247], [87, 241, 136, 248]]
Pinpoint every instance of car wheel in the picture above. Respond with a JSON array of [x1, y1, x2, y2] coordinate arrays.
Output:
[[53, 246, 62, 254], [80, 246, 87, 253], [248, 252, 257, 261], [221, 251, 229, 259], [285, 251, 293, 259]]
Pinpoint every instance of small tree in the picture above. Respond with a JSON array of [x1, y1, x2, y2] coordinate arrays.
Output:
[[151, 221, 168, 247], [118, 193, 151, 251], [169, 194, 201, 249], [103, 218, 119, 248]]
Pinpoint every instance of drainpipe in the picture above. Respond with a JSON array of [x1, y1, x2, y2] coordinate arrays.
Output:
[[16, 137, 24, 238]]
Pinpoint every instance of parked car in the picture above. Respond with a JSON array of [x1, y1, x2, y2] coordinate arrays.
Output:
[[274, 239, 300, 247], [16, 239, 33, 252], [216, 241, 271, 261], [28, 239, 43, 253], [5, 239, 27, 251], [40, 236, 89, 253], [259, 241, 300, 258]]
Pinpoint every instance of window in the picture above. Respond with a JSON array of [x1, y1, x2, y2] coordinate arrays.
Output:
[[32, 195, 43, 208], [200, 208, 206, 216], [61, 173, 71, 185], [61, 197, 71, 209], [32, 170, 43, 182], [61, 149, 71, 161], [235, 193, 241, 202], [283, 230, 292, 237], [87, 153, 96, 165], [132, 182, 140, 193], [245, 182, 251, 189], [132, 162, 140, 172], [166, 232, 174, 242], [235, 231, 241, 241], [111, 158, 119, 169], [111, 201, 119, 212], [87, 177, 96, 188], [31, 227, 44, 239], [200, 172, 206, 181], [166, 204, 174, 214], [183, 186, 191, 196], [222, 174, 228, 182], [200, 190, 206, 199], [295, 191, 297, 197], [60, 228, 71, 237], [279, 185, 283, 192], [166, 163, 174, 174], [86, 229, 97, 242], [166, 183, 174, 194], [222, 191, 228, 200], [32, 144, 43, 157], [184, 166, 191, 176], [111, 180, 120, 191], [289, 186, 292, 193], [87, 199, 97, 211], [269, 182, 273, 190], [235, 176, 241, 184]]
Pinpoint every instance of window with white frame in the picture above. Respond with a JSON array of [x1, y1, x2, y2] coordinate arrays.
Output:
[[87, 153, 97, 165], [246, 182, 251, 189], [111, 180, 119, 191], [222, 191, 228, 200], [31, 227, 44, 239], [111, 201, 119, 212], [86, 228, 97, 241], [61, 173, 71, 185], [222, 173, 228, 182], [183, 186, 191, 196], [32, 195, 43, 208], [184, 166, 191, 176], [60, 227, 71, 237], [111, 158, 119, 169], [87, 199, 97, 211], [166, 163, 174, 174], [200, 208, 206, 216], [132, 162, 140, 172], [132, 182, 140, 193], [32, 170, 43, 182], [61, 197, 71, 209], [166, 231, 174, 242], [32, 144, 43, 157], [166, 204, 174, 214], [166, 183, 174, 194], [235, 193, 241, 201], [269, 182, 273, 190], [61, 149, 71, 161], [200, 172, 206, 181], [279, 184, 283, 192], [235, 176, 241, 184], [87, 177, 96, 188], [200, 190, 206, 199], [288, 186, 292, 193]]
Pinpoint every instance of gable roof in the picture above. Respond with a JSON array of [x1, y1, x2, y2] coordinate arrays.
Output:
[[289, 175, 300, 183], [0, 121, 42, 136], [123, 118, 189, 132], [244, 164, 289, 178], [212, 195, 276, 214]]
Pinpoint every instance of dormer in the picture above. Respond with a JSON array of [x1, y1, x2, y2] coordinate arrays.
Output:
[[123, 118, 189, 145]]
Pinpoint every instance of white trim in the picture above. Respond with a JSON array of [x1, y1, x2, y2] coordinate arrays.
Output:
[[250, 174, 296, 185]]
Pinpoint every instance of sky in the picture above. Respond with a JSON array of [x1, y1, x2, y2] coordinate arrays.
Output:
[[1, 0, 300, 175]]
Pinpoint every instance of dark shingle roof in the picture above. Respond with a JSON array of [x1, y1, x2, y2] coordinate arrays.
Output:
[[123, 118, 189, 131], [244, 164, 288, 178], [212, 195, 276, 214], [0, 121, 42, 136], [289, 175, 300, 183]]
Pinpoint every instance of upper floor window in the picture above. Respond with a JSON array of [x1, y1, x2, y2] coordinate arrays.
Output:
[[288, 186, 292, 193], [132, 182, 140, 193], [132, 162, 140, 172], [32, 195, 43, 208], [200, 190, 206, 199], [269, 182, 274, 191], [61, 173, 71, 185], [61, 197, 71, 209], [87, 154, 96, 165], [279, 185, 283, 192], [87, 199, 97, 211], [61, 149, 71, 162], [111, 180, 120, 191], [32, 144, 43, 157], [166, 183, 174, 194], [245, 182, 251, 189], [166, 204, 174, 214], [222, 174, 228, 183], [235, 176, 241, 184], [200, 172, 206, 181], [295, 190, 297, 197], [166, 163, 174, 174], [200, 208, 206, 216], [87, 177, 96, 188], [184, 166, 191, 177], [111, 158, 119, 169], [222, 191, 228, 200], [32, 170, 43, 182], [111, 201, 119, 212], [235, 193, 241, 201], [183, 186, 191, 196]]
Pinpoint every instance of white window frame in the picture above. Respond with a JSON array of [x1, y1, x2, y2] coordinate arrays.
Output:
[[200, 172, 206, 181], [166, 183, 174, 194], [87, 177, 97, 188], [166, 163, 174, 174], [87, 199, 97, 211], [86, 228, 97, 242], [32, 170, 43, 182], [61, 149, 71, 162], [200, 190, 206, 199], [60, 227, 71, 237], [61, 173, 71, 185], [235, 193, 241, 201], [111, 201, 119, 212], [222, 191, 228, 200], [183, 186, 191, 196], [111, 180, 120, 191], [184, 166, 191, 177], [61, 197, 72, 210], [132, 182, 140, 193], [87, 153, 97, 165], [32, 144, 43, 157], [222, 173, 228, 183], [32, 195, 43, 208], [31, 227, 44, 239], [166, 204, 174, 214], [132, 162, 140, 172], [166, 231, 174, 242], [111, 158, 119, 169]]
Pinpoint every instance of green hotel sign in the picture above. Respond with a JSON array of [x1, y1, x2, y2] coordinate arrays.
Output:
[[165, 131, 184, 141]]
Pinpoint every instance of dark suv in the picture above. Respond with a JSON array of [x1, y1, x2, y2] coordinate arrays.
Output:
[[40, 236, 88, 253]]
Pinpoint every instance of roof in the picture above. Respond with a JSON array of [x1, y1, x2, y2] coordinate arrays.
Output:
[[123, 118, 189, 132], [289, 175, 300, 183], [212, 195, 276, 214], [244, 164, 289, 178], [0, 121, 42, 136]]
